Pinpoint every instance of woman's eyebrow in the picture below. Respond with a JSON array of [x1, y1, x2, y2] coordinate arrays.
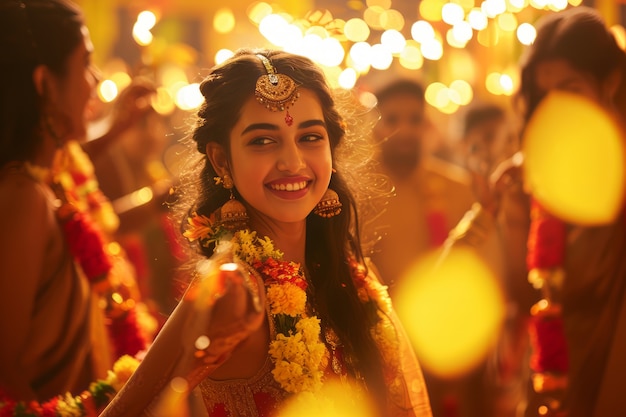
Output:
[[241, 119, 326, 135], [298, 119, 326, 129], [241, 123, 279, 135]]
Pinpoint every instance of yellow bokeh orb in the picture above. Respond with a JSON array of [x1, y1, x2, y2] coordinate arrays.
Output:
[[277, 380, 375, 417], [522, 91, 625, 225], [395, 248, 505, 379]]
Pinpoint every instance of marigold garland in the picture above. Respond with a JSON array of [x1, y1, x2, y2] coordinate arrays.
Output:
[[57, 207, 113, 284], [23, 158, 150, 359], [526, 198, 569, 413], [0, 355, 140, 417], [526, 199, 568, 376]]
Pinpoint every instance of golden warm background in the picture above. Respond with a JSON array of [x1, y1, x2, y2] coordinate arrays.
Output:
[[74, 0, 626, 117]]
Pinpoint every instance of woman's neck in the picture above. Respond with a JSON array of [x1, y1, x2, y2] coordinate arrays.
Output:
[[248, 215, 307, 265], [32, 130, 61, 170]]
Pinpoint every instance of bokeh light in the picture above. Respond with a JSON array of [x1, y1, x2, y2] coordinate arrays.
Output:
[[411, 20, 436, 43], [318, 37, 345, 67], [213, 8, 236, 34], [420, 0, 443, 22], [349, 41, 372, 71], [509, 0, 528, 10], [421, 38, 444, 60], [449, 79, 473, 105], [482, 0, 507, 18], [395, 248, 505, 378], [517, 22, 537, 45], [468, 8, 488, 30], [344, 18, 370, 42], [214, 48, 234, 65], [370, 43, 393, 69], [442, 2, 465, 26], [247, 1, 273, 25], [399, 42, 424, 70], [146, 377, 190, 417], [380, 9, 405, 31], [259, 13, 290, 46], [497, 12, 518, 32], [98, 79, 118, 103], [523, 91, 625, 225], [277, 379, 375, 417], [137, 10, 157, 30], [338, 67, 358, 89], [363, 6, 385, 30], [175, 83, 203, 110], [132, 10, 156, 46], [380, 29, 406, 53], [150, 87, 175, 115]]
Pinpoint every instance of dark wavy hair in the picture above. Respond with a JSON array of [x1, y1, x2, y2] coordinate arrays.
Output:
[[0, 0, 83, 167], [178, 48, 388, 413], [517, 6, 626, 125]]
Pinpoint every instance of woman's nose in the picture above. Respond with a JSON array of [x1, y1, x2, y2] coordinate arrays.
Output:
[[277, 142, 306, 173], [90, 65, 103, 85]]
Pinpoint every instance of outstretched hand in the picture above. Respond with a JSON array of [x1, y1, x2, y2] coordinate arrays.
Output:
[[108, 78, 157, 135], [178, 251, 266, 385], [82, 78, 157, 157], [98, 252, 265, 417]]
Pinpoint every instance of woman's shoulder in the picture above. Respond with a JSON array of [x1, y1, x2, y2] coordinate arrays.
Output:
[[0, 165, 52, 220]]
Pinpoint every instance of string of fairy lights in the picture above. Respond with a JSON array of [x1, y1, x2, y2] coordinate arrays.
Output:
[[96, 0, 625, 115]]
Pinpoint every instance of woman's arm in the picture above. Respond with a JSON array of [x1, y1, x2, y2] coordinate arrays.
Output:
[[100, 258, 265, 417], [0, 177, 50, 398]]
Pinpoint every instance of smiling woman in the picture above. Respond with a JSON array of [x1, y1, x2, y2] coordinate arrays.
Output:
[[100, 49, 433, 417], [214, 89, 333, 230]]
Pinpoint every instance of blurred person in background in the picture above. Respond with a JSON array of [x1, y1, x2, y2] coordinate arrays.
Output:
[[0, 0, 144, 412], [87, 82, 184, 319], [370, 79, 475, 295], [369, 79, 476, 417], [449, 102, 533, 417], [444, 6, 626, 417]]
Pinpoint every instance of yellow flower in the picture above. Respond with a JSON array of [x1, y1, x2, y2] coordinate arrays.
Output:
[[268, 318, 325, 394], [297, 317, 321, 342], [56, 393, 82, 416], [267, 283, 307, 316], [105, 354, 141, 391], [258, 236, 283, 259]]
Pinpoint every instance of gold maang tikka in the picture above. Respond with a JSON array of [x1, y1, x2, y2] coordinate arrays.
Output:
[[255, 54, 300, 126]]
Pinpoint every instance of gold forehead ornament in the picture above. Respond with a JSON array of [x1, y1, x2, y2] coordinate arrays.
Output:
[[255, 54, 299, 126]]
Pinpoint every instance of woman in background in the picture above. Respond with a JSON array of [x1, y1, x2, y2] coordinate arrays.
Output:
[[0, 0, 113, 401], [446, 7, 626, 417]]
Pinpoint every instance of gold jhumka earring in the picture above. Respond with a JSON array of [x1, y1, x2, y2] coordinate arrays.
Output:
[[215, 174, 249, 231], [254, 54, 300, 126], [313, 188, 342, 218]]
